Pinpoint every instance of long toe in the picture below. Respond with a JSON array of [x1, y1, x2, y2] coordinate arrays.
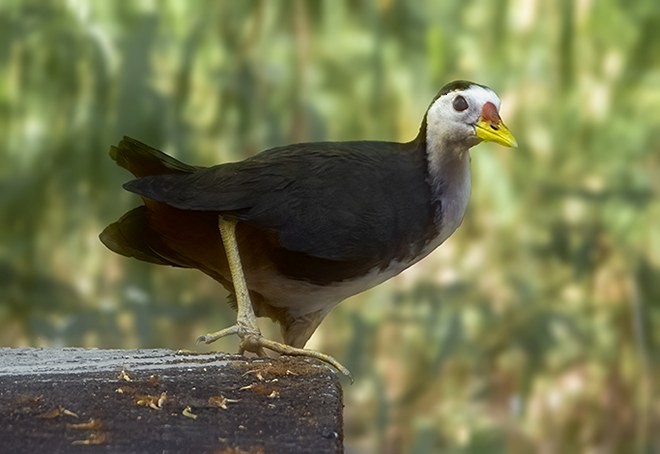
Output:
[[256, 337, 353, 382], [196, 324, 240, 345]]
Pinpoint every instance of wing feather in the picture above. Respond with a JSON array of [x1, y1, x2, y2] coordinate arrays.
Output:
[[123, 142, 436, 262]]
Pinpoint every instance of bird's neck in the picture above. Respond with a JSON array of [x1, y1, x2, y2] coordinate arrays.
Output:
[[421, 129, 473, 242]]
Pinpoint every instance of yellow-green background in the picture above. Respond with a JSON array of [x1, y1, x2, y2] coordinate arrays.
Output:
[[3, 1, 660, 452]]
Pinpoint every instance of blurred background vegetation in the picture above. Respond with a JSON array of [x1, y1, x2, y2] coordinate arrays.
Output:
[[2, 0, 660, 452]]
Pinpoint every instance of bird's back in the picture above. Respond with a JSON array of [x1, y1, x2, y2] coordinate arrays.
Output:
[[123, 139, 439, 266]]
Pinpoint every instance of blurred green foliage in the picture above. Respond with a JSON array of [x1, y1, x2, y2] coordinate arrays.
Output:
[[2, 0, 660, 452]]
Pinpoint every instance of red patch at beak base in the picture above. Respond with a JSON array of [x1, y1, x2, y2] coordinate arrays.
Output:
[[481, 102, 501, 124]]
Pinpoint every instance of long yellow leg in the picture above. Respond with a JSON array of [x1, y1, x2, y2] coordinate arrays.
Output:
[[196, 217, 353, 381]]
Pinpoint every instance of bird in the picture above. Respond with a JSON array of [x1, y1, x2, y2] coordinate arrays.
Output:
[[100, 80, 516, 379]]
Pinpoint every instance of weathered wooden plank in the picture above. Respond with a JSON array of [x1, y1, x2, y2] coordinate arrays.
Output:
[[0, 348, 343, 453]]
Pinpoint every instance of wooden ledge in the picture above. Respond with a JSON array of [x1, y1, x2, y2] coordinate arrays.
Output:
[[0, 348, 344, 453]]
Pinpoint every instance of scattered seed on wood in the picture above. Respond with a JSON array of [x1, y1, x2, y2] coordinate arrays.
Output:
[[37, 407, 79, 419], [208, 395, 240, 410], [68, 418, 103, 430], [182, 406, 197, 420], [118, 369, 133, 382]]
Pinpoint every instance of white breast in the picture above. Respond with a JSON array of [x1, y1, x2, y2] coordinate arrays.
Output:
[[435, 153, 472, 242]]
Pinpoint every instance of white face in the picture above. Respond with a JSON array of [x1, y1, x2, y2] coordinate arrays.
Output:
[[426, 84, 502, 148]]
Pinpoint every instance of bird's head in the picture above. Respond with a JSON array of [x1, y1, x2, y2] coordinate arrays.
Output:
[[425, 80, 517, 150]]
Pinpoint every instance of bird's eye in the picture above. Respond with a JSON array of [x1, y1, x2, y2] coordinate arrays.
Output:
[[452, 95, 468, 112]]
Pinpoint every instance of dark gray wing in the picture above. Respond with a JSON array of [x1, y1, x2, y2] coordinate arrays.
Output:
[[123, 141, 437, 262]]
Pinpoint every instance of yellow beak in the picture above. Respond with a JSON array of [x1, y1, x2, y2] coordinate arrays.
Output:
[[475, 118, 517, 148]]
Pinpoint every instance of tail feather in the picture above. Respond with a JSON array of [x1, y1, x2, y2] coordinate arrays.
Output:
[[101, 137, 199, 268], [99, 206, 186, 267], [110, 136, 198, 177]]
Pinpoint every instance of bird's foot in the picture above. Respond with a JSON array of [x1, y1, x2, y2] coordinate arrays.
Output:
[[196, 325, 353, 382], [196, 324, 265, 356]]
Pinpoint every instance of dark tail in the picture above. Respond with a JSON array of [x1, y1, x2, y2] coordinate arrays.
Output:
[[110, 136, 197, 177], [101, 137, 196, 267], [99, 206, 185, 267]]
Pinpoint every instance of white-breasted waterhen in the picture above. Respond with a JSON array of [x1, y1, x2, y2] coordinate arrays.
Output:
[[100, 80, 517, 379]]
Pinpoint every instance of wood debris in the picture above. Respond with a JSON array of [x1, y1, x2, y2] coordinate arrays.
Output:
[[71, 431, 108, 446], [36, 407, 79, 419], [208, 395, 240, 410], [68, 418, 103, 430], [117, 369, 133, 381], [182, 406, 197, 420], [135, 391, 167, 410]]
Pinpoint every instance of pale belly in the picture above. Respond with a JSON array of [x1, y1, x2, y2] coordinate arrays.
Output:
[[248, 151, 471, 317], [248, 229, 454, 318]]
